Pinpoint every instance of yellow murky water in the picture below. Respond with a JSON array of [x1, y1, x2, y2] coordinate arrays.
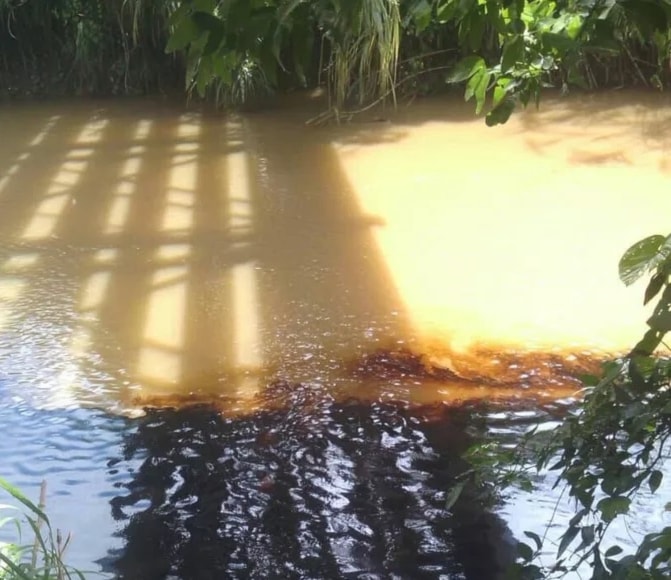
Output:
[[0, 91, 669, 410]]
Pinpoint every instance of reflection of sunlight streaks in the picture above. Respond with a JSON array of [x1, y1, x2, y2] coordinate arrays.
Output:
[[0, 254, 38, 328], [0, 116, 61, 195], [105, 121, 152, 234], [21, 119, 108, 240], [138, 116, 199, 386], [227, 119, 261, 398], [0, 278, 26, 330]]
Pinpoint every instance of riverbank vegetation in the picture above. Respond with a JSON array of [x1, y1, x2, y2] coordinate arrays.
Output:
[[0, 478, 81, 580], [2, 1, 671, 122], [459, 237, 671, 578]]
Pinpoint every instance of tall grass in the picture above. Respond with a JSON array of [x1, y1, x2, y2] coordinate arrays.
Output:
[[324, 0, 401, 109], [0, 478, 83, 580]]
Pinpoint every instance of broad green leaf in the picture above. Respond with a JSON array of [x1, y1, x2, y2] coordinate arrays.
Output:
[[566, 14, 583, 39], [169, 2, 192, 27], [597, 496, 631, 522], [196, 57, 213, 97], [492, 78, 512, 108], [618, 234, 667, 286], [278, 0, 307, 24], [468, 12, 486, 51], [644, 273, 666, 305], [649, 470, 663, 493], [605, 545, 623, 557], [192, 11, 225, 34], [501, 35, 524, 73], [517, 541, 533, 562], [472, 70, 490, 114], [411, 0, 433, 33], [630, 328, 663, 357], [541, 32, 577, 52], [447, 56, 485, 83], [647, 310, 671, 332], [436, 0, 457, 23], [510, 18, 525, 34], [486, 96, 515, 126], [166, 15, 200, 53]]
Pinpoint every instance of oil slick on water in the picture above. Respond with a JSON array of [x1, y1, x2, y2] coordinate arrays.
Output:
[[0, 90, 669, 412]]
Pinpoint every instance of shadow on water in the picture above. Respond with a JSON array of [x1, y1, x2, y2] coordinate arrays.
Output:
[[0, 99, 409, 410], [107, 397, 515, 580]]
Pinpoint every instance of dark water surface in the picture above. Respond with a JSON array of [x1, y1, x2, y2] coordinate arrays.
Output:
[[1, 382, 535, 579]]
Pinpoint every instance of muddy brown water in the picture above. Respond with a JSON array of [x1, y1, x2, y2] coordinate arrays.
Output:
[[1, 91, 671, 578]]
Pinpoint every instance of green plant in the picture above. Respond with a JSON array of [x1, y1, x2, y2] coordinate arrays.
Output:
[[165, 0, 401, 109], [0, 479, 83, 580], [454, 234, 671, 579], [444, 0, 671, 125]]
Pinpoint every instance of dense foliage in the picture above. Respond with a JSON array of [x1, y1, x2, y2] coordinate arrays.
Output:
[[2, 0, 671, 118], [0, 0, 180, 96], [162, 0, 671, 119]]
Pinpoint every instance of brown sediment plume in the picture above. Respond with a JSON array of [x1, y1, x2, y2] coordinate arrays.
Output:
[[350, 345, 604, 388], [130, 346, 605, 415]]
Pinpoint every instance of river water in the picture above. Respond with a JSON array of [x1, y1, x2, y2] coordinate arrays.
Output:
[[0, 91, 670, 578]]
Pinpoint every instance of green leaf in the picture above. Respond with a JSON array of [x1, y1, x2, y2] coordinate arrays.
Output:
[[0, 478, 49, 526], [196, 56, 213, 97], [541, 32, 577, 52], [278, 0, 307, 24], [468, 12, 486, 51], [510, 18, 525, 34], [436, 0, 456, 22], [630, 328, 663, 357], [464, 66, 490, 114], [0, 551, 31, 580], [501, 35, 524, 73], [486, 96, 515, 126], [517, 541, 534, 562], [492, 78, 511, 108], [24, 515, 50, 565], [169, 2, 192, 27], [524, 530, 542, 551], [557, 525, 580, 558], [604, 544, 623, 558], [445, 481, 465, 510], [597, 496, 631, 522], [644, 273, 666, 305], [410, 0, 433, 33], [649, 470, 663, 493], [447, 56, 485, 83], [598, 0, 617, 19], [166, 15, 201, 53], [647, 310, 671, 332], [618, 234, 667, 286], [580, 525, 595, 546]]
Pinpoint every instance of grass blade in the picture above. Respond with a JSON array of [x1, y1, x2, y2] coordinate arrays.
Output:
[[0, 478, 50, 526]]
